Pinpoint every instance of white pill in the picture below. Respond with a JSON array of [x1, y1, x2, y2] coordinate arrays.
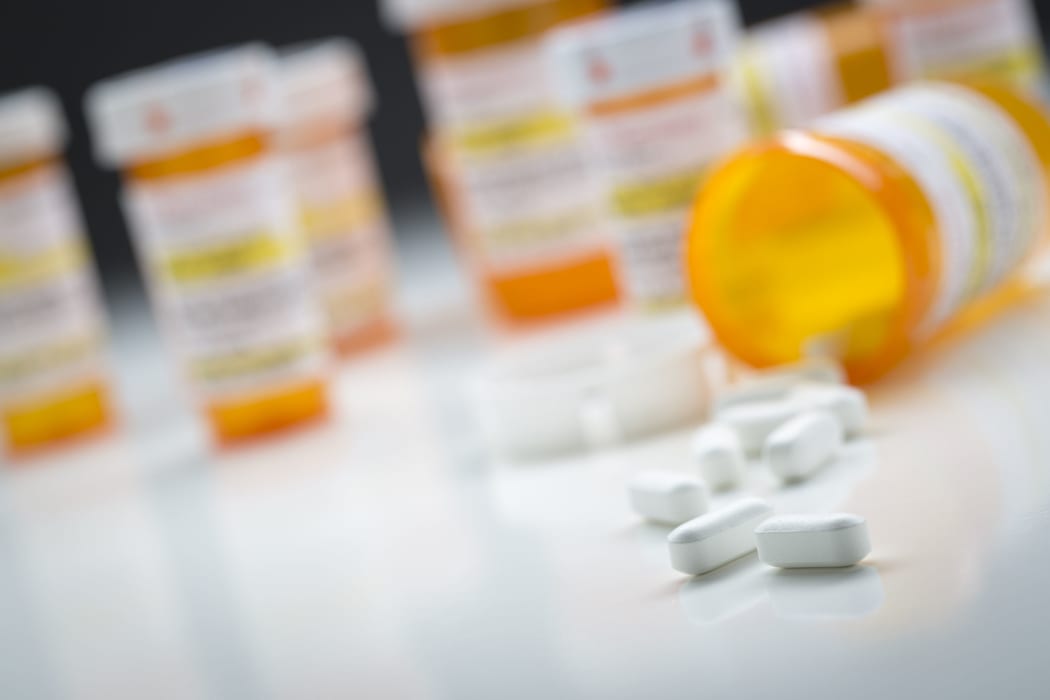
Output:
[[667, 498, 772, 575], [796, 384, 869, 438], [628, 471, 709, 525], [764, 410, 843, 483], [718, 397, 809, 456], [691, 423, 746, 491], [755, 513, 871, 568]]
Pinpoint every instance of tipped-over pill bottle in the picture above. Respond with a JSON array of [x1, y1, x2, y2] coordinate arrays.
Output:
[[546, 0, 747, 310], [383, 0, 621, 321], [0, 88, 114, 455], [277, 39, 398, 357], [687, 81, 1050, 383], [87, 45, 330, 445], [734, 2, 891, 134], [868, 0, 1046, 93]]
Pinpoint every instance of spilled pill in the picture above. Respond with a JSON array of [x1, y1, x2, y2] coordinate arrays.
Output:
[[667, 498, 772, 575], [719, 397, 809, 456], [692, 423, 746, 491], [764, 411, 843, 483], [755, 513, 871, 568], [628, 471, 709, 525]]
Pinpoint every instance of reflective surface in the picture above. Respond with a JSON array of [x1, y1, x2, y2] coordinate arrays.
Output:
[[2, 218, 1050, 699]]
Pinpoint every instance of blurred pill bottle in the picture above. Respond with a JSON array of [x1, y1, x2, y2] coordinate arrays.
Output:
[[734, 2, 892, 134], [0, 88, 114, 455], [382, 0, 621, 322], [867, 0, 1046, 93], [277, 39, 398, 357], [86, 45, 331, 446], [546, 0, 747, 311], [686, 81, 1050, 383]]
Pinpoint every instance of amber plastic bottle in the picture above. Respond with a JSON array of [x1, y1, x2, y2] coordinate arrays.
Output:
[[385, 0, 621, 321], [278, 39, 398, 356], [87, 46, 330, 445], [0, 87, 114, 454], [687, 81, 1050, 383]]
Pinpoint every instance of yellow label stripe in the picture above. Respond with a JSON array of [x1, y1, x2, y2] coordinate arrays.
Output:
[[611, 168, 707, 218], [0, 241, 87, 289], [159, 233, 297, 284], [189, 338, 318, 382], [452, 111, 577, 154]]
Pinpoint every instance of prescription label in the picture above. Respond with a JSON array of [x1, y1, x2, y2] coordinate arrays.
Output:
[[583, 80, 749, 307], [816, 83, 1045, 337], [0, 164, 109, 405], [880, 0, 1045, 92], [422, 40, 608, 273], [125, 156, 326, 401], [286, 134, 394, 339], [734, 12, 843, 134]]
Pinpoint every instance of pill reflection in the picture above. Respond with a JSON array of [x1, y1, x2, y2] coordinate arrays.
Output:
[[766, 565, 884, 621], [678, 555, 767, 626]]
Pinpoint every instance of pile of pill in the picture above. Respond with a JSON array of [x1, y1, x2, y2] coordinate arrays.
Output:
[[625, 359, 874, 576]]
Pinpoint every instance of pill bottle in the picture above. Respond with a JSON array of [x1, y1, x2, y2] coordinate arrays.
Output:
[[277, 39, 398, 357], [686, 81, 1050, 383], [868, 0, 1046, 93], [735, 2, 892, 134], [86, 45, 330, 445], [546, 0, 747, 310], [382, 0, 621, 321], [0, 88, 114, 455]]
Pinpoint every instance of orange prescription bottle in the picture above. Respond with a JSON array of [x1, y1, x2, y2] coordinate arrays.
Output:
[[686, 81, 1050, 383], [86, 45, 330, 445], [277, 39, 398, 356], [868, 0, 1046, 93], [0, 88, 114, 455], [382, 0, 620, 321], [546, 0, 747, 310], [734, 2, 892, 135]]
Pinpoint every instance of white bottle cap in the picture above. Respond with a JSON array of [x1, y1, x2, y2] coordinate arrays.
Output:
[[545, 0, 739, 108], [0, 87, 67, 166], [85, 43, 281, 167], [381, 0, 540, 31], [278, 38, 375, 128], [474, 318, 721, 460]]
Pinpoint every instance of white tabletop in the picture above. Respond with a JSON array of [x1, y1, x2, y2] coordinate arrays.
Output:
[[3, 213, 1050, 699]]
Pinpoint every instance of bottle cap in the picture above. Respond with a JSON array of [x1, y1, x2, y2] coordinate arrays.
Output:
[[278, 38, 375, 128], [473, 316, 722, 460], [545, 0, 739, 108], [86, 43, 280, 167], [0, 87, 67, 166], [381, 0, 537, 31]]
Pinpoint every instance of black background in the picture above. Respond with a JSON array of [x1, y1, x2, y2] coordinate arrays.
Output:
[[0, 0, 1046, 291]]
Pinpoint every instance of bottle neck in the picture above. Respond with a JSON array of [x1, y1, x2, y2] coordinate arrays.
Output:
[[127, 133, 269, 181]]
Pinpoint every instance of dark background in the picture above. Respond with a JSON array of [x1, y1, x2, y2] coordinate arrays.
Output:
[[0, 0, 1046, 294]]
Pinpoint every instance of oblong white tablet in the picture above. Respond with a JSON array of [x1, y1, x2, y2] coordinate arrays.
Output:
[[668, 498, 772, 575], [628, 471, 709, 526], [764, 411, 843, 483], [718, 397, 810, 456], [755, 513, 871, 568], [796, 384, 869, 438], [691, 423, 746, 491]]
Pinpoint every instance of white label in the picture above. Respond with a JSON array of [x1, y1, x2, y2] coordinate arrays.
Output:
[[0, 164, 109, 404], [582, 83, 749, 307], [882, 0, 1045, 90], [422, 39, 608, 274], [285, 134, 394, 338], [815, 83, 1046, 337], [125, 155, 326, 400], [735, 12, 844, 133]]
